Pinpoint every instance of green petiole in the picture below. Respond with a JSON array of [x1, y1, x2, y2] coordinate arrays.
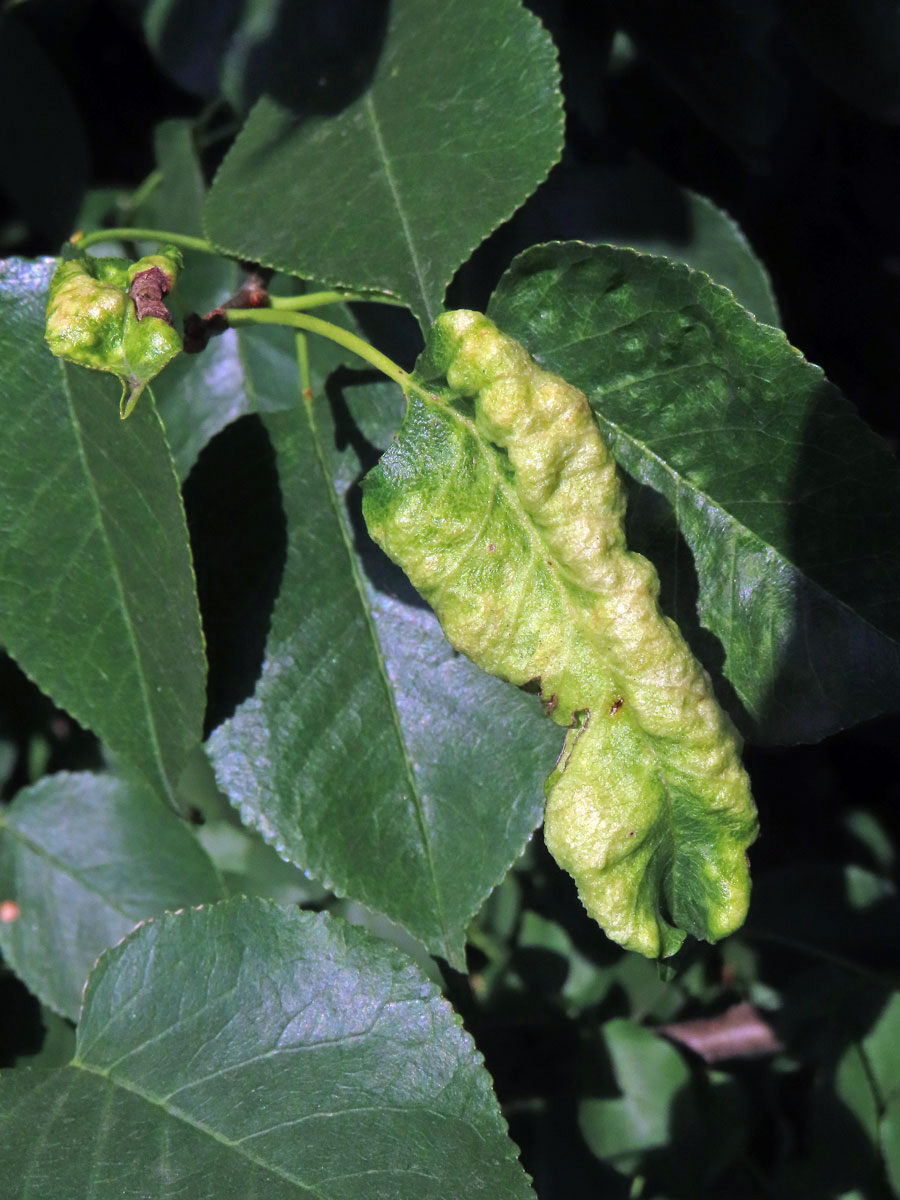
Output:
[[66, 230, 420, 401], [225, 306, 431, 403], [74, 228, 219, 256], [270, 290, 405, 311]]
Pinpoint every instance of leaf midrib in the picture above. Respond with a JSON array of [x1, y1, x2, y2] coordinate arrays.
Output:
[[303, 398, 451, 954], [363, 92, 431, 324], [71, 1058, 325, 1198], [70, 1056, 480, 1197], [60, 363, 173, 804], [0, 814, 141, 924]]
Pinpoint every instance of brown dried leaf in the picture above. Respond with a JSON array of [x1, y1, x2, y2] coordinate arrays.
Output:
[[660, 1002, 782, 1062]]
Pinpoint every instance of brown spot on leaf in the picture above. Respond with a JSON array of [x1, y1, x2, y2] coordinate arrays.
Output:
[[487, 542, 496, 552], [130, 265, 174, 324], [542, 693, 558, 716], [609, 697, 624, 716]]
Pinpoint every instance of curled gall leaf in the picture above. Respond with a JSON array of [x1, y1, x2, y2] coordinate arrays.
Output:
[[45, 246, 183, 417], [362, 311, 758, 957]]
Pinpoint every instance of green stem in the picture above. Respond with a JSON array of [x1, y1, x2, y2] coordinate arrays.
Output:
[[226, 306, 431, 402], [295, 333, 313, 404], [75, 227, 218, 256], [271, 290, 405, 311]]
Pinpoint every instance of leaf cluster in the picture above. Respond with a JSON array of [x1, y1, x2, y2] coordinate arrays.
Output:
[[2, 1, 900, 1197]]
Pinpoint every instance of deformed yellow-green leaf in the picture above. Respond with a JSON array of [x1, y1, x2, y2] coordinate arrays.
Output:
[[362, 310, 757, 957], [45, 246, 183, 417]]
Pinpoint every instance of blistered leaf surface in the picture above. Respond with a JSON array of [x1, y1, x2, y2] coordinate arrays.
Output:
[[488, 241, 900, 744], [363, 311, 757, 957], [45, 246, 183, 417], [0, 900, 535, 1199]]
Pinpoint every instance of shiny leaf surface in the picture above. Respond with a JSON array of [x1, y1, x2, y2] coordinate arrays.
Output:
[[205, 0, 563, 328], [0, 772, 224, 1020], [489, 241, 900, 744], [0, 900, 535, 1199]]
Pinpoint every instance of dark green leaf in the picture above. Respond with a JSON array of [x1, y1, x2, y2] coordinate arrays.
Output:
[[884, 1094, 900, 1197], [601, 170, 779, 326], [488, 241, 900, 744], [0, 899, 535, 1199], [215, 0, 392, 115], [205, 0, 563, 329], [507, 159, 779, 325], [129, 0, 247, 97], [795, 1032, 891, 1197], [514, 910, 614, 1010], [0, 772, 224, 1021], [578, 1020, 748, 1191], [835, 1044, 880, 1147], [131, 0, 387, 110], [150, 279, 287, 481], [207, 378, 560, 968], [179, 747, 330, 907], [0, 258, 207, 803], [14, 1008, 76, 1071], [155, 294, 355, 482]]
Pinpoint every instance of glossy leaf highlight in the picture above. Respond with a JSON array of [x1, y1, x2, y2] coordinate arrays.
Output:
[[0, 900, 535, 1199], [0, 772, 224, 1020]]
